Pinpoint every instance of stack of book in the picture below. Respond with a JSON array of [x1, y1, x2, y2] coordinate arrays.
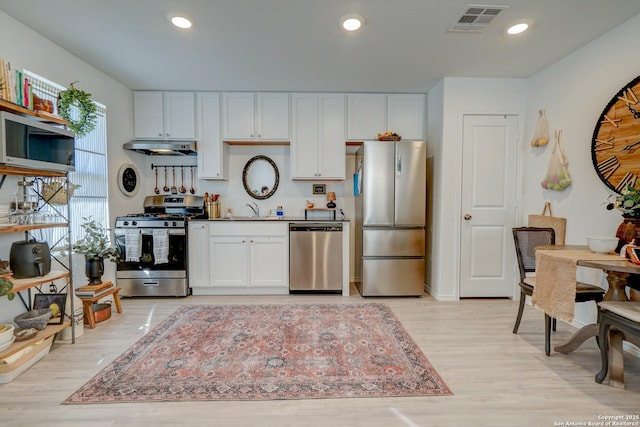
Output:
[[0, 56, 33, 108], [75, 282, 114, 298]]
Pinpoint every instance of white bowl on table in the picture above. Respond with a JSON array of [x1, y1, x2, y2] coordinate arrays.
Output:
[[586, 236, 619, 254], [0, 323, 15, 347]]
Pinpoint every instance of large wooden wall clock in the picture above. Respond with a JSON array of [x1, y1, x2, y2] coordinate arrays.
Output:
[[592, 75, 640, 193]]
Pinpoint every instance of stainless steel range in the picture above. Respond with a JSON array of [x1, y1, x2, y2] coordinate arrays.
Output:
[[114, 195, 204, 297]]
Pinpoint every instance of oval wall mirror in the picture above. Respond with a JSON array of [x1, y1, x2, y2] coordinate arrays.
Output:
[[242, 155, 279, 200]]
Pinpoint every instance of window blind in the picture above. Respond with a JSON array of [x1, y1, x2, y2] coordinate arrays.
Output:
[[24, 70, 110, 248]]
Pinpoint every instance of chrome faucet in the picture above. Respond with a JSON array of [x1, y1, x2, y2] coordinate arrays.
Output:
[[246, 202, 259, 217]]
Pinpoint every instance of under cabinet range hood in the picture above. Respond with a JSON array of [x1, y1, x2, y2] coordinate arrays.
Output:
[[123, 140, 197, 156]]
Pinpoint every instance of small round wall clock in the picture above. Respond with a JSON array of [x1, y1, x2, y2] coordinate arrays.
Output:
[[591, 75, 640, 194], [117, 163, 140, 197]]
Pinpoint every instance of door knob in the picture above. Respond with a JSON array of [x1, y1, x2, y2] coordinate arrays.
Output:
[[464, 214, 472, 221]]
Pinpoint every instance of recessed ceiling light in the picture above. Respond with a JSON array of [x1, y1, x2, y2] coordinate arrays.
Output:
[[339, 14, 366, 32], [505, 20, 531, 35], [170, 15, 193, 29]]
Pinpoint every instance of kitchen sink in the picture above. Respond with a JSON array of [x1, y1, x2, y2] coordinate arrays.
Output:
[[217, 216, 288, 221]]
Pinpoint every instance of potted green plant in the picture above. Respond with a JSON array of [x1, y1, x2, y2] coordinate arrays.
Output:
[[0, 268, 14, 301], [72, 217, 117, 285]]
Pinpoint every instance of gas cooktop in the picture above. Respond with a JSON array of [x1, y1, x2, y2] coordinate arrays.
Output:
[[116, 195, 206, 225], [123, 213, 187, 219]]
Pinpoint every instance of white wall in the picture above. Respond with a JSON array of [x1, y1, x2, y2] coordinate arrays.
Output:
[[427, 14, 640, 327], [426, 81, 444, 295], [522, 13, 640, 324], [427, 77, 527, 301], [3, 8, 639, 323], [0, 11, 132, 322], [0, 11, 360, 325], [135, 147, 358, 279], [523, 14, 640, 244]]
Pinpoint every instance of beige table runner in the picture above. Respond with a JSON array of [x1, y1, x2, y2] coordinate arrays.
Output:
[[532, 249, 620, 322]]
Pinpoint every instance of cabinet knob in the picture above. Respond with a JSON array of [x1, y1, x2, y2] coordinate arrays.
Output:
[[464, 214, 472, 221], [158, 133, 162, 137], [258, 134, 261, 138]]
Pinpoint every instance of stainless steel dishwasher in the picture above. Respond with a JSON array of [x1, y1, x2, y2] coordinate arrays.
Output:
[[289, 223, 342, 292]]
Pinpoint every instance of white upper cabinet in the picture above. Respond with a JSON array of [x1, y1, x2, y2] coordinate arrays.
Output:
[[134, 91, 195, 139], [346, 93, 426, 141], [221, 92, 254, 140], [291, 93, 346, 180], [347, 94, 385, 141], [386, 94, 426, 141], [196, 92, 228, 180], [256, 93, 290, 140], [222, 92, 290, 141]]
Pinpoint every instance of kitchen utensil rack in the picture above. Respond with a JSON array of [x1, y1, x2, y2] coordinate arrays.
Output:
[[150, 163, 197, 170]]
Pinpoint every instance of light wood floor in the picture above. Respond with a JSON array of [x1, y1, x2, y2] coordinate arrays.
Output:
[[1, 286, 638, 427]]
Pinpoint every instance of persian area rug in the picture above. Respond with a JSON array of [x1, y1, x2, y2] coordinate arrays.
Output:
[[64, 303, 451, 403]]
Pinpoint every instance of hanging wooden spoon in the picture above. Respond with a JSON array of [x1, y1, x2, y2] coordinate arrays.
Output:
[[189, 166, 196, 194], [154, 167, 160, 194], [171, 167, 178, 194], [179, 166, 187, 193]]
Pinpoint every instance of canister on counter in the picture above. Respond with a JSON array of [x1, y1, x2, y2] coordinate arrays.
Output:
[[207, 201, 220, 219]]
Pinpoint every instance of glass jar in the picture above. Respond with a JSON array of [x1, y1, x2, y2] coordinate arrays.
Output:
[[11, 180, 38, 223]]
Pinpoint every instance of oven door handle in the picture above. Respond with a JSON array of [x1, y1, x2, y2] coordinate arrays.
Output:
[[143, 282, 160, 287]]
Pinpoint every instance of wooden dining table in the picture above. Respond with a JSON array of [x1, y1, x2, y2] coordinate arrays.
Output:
[[534, 245, 640, 387]]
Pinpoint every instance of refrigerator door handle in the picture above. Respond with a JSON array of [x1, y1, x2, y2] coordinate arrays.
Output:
[[397, 155, 402, 176]]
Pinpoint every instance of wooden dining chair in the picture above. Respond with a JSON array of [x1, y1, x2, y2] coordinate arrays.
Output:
[[595, 301, 640, 388], [512, 227, 606, 356]]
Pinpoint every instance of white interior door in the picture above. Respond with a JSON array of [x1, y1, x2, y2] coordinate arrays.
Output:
[[459, 115, 518, 297]]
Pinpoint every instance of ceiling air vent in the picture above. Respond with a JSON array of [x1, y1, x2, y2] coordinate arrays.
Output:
[[448, 4, 509, 32]]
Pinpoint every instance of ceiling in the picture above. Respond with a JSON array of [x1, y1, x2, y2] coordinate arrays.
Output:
[[1, 0, 640, 93]]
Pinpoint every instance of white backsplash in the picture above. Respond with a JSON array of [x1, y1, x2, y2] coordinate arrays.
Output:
[[133, 145, 356, 221]]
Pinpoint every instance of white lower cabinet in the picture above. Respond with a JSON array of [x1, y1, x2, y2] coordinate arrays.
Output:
[[188, 222, 209, 288], [192, 221, 289, 295]]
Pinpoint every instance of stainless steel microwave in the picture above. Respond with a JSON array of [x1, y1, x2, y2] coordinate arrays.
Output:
[[0, 111, 75, 172]]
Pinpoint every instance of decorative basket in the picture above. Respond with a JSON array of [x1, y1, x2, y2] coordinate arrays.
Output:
[[377, 135, 401, 141], [41, 181, 77, 205], [13, 309, 52, 330]]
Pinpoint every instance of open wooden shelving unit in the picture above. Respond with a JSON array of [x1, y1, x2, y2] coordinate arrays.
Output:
[[0, 322, 69, 360], [0, 108, 75, 375], [0, 98, 68, 126], [10, 270, 71, 294]]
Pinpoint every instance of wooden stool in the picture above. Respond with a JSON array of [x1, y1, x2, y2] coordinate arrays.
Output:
[[79, 286, 123, 329]]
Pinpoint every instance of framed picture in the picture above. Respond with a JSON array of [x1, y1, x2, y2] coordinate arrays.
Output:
[[312, 184, 326, 195], [33, 293, 67, 325]]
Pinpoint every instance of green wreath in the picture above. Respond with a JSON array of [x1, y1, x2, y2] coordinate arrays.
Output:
[[57, 82, 98, 137]]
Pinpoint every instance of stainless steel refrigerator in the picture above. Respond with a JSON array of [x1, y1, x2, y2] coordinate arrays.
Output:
[[354, 140, 426, 296]]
